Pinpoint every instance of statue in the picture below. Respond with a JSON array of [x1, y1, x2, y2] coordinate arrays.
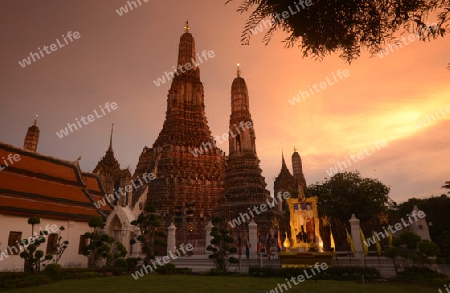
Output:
[[305, 203, 315, 243], [293, 204, 307, 243]]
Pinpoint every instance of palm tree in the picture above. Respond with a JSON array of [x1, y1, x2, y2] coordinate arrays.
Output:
[[442, 181, 450, 194]]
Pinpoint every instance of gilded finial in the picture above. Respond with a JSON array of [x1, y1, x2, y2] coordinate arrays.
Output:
[[75, 150, 82, 162], [236, 63, 240, 77], [184, 21, 190, 33], [294, 145, 297, 152], [33, 113, 38, 126]]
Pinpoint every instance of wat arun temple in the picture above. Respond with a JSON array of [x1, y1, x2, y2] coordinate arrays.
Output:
[[0, 23, 308, 258], [92, 23, 308, 246]]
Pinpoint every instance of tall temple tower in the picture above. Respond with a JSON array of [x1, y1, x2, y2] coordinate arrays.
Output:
[[23, 115, 39, 152], [292, 148, 307, 191], [274, 152, 296, 210], [219, 65, 278, 235], [134, 22, 227, 243], [93, 125, 131, 207]]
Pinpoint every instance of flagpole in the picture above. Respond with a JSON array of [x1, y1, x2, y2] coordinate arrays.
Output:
[[377, 252, 381, 271], [362, 252, 367, 293], [347, 243, 351, 266]]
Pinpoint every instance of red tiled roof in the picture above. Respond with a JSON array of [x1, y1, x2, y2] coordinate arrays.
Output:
[[0, 145, 80, 184], [82, 172, 114, 214], [0, 142, 112, 221]]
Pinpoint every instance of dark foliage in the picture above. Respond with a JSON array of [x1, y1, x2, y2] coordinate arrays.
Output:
[[81, 216, 127, 268], [396, 194, 450, 243], [20, 217, 53, 273], [249, 266, 380, 281], [307, 171, 391, 223], [130, 205, 167, 265], [394, 267, 450, 284], [226, 0, 449, 62], [206, 216, 238, 272]]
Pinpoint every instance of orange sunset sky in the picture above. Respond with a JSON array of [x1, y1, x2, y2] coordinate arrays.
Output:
[[0, 0, 449, 204]]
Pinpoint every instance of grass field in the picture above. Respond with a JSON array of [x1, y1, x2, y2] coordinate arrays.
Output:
[[3, 274, 440, 293]]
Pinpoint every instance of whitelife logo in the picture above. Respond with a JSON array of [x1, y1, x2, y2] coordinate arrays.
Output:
[[249, 0, 314, 37], [414, 105, 450, 130], [55, 102, 118, 139], [94, 172, 156, 209], [0, 224, 59, 261], [362, 210, 426, 247], [153, 50, 215, 87], [228, 192, 291, 228], [266, 262, 328, 293], [377, 23, 438, 58], [190, 121, 252, 157], [288, 69, 350, 106], [0, 153, 21, 171], [131, 243, 193, 280], [325, 140, 388, 177], [115, 0, 149, 16], [18, 31, 81, 68]]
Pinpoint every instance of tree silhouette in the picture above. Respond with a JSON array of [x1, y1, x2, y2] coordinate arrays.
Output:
[[130, 205, 166, 265], [20, 217, 52, 273], [307, 171, 391, 223], [442, 181, 450, 193], [397, 194, 450, 242], [226, 0, 449, 63], [52, 226, 69, 264], [81, 216, 125, 268], [207, 216, 238, 272]]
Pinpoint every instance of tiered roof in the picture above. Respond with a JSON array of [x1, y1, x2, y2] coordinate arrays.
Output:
[[0, 143, 112, 221]]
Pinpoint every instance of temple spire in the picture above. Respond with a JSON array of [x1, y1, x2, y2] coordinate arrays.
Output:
[[109, 123, 114, 150], [229, 67, 254, 154], [177, 21, 197, 74], [292, 148, 307, 191], [231, 66, 250, 115], [281, 149, 288, 170], [24, 114, 40, 152], [221, 63, 275, 236]]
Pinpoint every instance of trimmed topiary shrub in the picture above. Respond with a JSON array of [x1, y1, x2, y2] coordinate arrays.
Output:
[[113, 258, 127, 270], [43, 263, 62, 277], [126, 257, 141, 270]]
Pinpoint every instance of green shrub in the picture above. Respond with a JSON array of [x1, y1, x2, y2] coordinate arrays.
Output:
[[126, 257, 141, 269], [394, 267, 450, 284], [156, 263, 176, 274], [0, 267, 122, 290], [43, 263, 62, 277], [0, 274, 51, 290], [436, 258, 445, 264], [175, 267, 192, 274], [113, 258, 127, 269]]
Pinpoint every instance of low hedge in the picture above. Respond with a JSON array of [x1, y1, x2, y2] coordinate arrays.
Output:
[[249, 266, 381, 281], [0, 267, 119, 291], [393, 267, 450, 284], [199, 269, 243, 276]]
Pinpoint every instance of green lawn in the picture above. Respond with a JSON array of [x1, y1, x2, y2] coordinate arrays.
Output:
[[3, 274, 440, 293]]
